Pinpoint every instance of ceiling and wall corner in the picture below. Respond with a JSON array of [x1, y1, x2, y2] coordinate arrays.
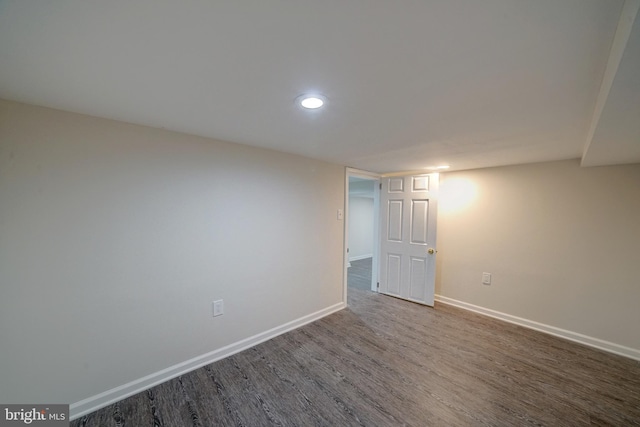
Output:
[[0, 0, 638, 173], [581, 0, 640, 167], [348, 177, 376, 199]]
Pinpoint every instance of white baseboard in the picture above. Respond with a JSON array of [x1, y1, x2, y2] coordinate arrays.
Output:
[[349, 254, 373, 262], [70, 301, 346, 420], [434, 295, 640, 361]]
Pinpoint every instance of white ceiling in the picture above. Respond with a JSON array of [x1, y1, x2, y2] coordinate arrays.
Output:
[[0, 0, 638, 173]]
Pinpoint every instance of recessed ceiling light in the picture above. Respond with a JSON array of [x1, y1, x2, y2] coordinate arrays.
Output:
[[297, 94, 326, 109]]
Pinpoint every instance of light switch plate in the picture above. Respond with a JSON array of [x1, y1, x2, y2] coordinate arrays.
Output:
[[213, 300, 224, 317], [482, 272, 491, 285]]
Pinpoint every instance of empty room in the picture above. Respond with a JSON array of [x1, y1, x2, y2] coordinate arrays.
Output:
[[1, 1, 639, 426]]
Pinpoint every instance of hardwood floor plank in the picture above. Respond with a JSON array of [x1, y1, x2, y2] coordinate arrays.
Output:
[[347, 258, 372, 291], [71, 285, 640, 426]]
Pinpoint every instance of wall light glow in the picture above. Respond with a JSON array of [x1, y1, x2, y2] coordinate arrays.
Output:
[[439, 177, 477, 214]]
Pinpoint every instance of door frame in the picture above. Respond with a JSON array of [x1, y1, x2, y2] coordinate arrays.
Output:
[[344, 167, 381, 305]]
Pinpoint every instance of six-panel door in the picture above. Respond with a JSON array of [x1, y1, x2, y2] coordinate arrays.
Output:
[[379, 174, 438, 306]]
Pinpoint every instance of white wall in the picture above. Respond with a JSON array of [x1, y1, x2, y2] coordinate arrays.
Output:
[[436, 159, 640, 352], [348, 196, 374, 260], [0, 100, 345, 407]]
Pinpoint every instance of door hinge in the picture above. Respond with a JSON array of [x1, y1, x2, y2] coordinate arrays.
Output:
[[347, 248, 349, 253], [376, 282, 380, 288], [379, 183, 382, 190]]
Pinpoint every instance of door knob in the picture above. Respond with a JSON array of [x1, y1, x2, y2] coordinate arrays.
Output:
[[428, 248, 438, 254]]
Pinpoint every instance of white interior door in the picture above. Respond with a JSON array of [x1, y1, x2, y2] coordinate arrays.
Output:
[[379, 173, 438, 306]]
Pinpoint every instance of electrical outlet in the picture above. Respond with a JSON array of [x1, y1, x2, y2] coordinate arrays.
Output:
[[212, 299, 224, 317], [482, 272, 491, 285]]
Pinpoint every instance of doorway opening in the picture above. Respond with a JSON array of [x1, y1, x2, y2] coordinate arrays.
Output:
[[344, 168, 380, 305]]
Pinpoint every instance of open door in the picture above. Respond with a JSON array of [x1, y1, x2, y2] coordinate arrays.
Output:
[[344, 168, 381, 304], [379, 173, 438, 306]]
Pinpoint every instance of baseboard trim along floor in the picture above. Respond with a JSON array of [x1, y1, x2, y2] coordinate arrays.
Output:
[[435, 294, 640, 361], [70, 301, 346, 420]]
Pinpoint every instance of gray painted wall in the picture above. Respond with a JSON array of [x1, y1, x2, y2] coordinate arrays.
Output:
[[437, 159, 640, 350], [0, 99, 345, 405], [348, 196, 374, 260]]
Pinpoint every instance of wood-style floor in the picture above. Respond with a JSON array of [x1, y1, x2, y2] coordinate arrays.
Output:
[[72, 287, 640, 426], [347, 258, 373, 291]]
